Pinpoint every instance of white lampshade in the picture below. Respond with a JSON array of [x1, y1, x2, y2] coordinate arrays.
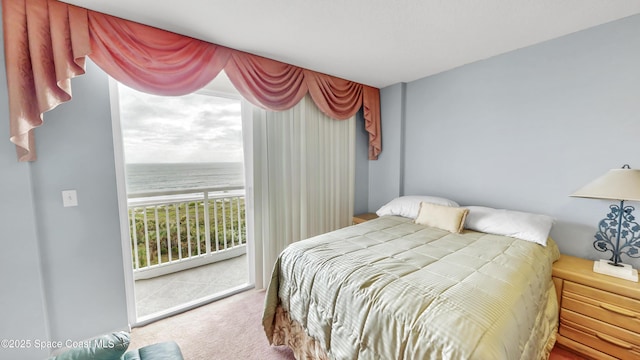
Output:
[[571, 167, 640, 202]]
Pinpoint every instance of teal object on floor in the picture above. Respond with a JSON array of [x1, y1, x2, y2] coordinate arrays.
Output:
[[48, 332, 183, 360], [122, 341, 184, 360]]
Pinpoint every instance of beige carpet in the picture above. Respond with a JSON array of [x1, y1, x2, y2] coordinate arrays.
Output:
[[129, 289, 579, 360], [128, 289, 295, 360]]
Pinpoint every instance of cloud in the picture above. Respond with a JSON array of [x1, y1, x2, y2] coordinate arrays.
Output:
[[117, 84, 243, 164]]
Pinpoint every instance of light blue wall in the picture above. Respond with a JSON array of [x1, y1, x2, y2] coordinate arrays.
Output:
[[368, 83, 406, 211], [375, 14, 640, 268], [30, 59, 128, 342], [0, 8, 128, 356], [0, 7, 50, 358], [354, 110, 370, 214]]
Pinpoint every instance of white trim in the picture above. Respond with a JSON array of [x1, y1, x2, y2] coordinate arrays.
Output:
[[108, 78, 138, 326], [133, 246, 246, 280], [241, 100, 259, 288], [132, 283, 254, 327], [196, 87, 242, 101], [109, 77, 256, 325]]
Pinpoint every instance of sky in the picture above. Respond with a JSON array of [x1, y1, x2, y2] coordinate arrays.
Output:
[[118, 84, 243, 164]]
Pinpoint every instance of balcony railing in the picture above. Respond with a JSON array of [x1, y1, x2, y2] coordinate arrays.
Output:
[[127, 186, 246, 280]]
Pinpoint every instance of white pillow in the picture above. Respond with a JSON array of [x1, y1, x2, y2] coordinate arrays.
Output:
[[464, 206, 554, 246], [376, 195, 460, 219]]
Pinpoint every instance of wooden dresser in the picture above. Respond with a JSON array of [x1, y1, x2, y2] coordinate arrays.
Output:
[[552, 255, 640, 359], [352, 212, 378, 224]]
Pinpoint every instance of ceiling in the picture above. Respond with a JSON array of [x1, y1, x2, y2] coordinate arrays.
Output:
[[63, 0, 640, 88]]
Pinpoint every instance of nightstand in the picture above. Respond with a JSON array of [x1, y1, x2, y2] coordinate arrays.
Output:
[[552, 254, 640, 359], [352, 213, 378, 225]]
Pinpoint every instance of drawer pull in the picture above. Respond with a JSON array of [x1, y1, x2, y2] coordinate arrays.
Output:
[[599, 303, 637, 318], [595, 332, 634, 349]]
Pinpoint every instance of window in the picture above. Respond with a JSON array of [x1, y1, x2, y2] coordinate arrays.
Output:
[[115, 73, 250, 322], [118, 84, 244, 192]]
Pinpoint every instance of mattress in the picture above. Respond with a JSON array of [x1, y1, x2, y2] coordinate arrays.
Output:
[[263, 215, 560, 359]]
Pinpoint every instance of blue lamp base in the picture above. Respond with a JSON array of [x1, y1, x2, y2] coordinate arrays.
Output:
[[593, 259, 638, 282], [591, 200, 640, 282]]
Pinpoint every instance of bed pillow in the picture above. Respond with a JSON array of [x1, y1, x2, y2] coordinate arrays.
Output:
[[376, 195, 460, 219], [464, 206, 554, 246], [415, 202, 469, 233]]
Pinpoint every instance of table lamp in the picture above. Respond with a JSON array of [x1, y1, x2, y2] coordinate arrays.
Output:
[[570, 164, 640, 282]]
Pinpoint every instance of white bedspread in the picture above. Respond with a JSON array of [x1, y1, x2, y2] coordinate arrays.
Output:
[[263, 215, 560, 360]]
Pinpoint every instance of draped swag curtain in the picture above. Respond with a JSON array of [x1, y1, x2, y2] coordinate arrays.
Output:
[[2, 0, 381, 162], [247, 95, 355, 288]]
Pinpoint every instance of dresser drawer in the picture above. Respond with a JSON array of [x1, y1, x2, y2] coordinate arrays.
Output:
[[552, 255, 640, 360], [559, 320, 640, 360], [561, 308, 640, 346], [563, 281, 640, 333]]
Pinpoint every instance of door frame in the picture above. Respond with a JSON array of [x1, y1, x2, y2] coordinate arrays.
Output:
[[108, 78, 138, 327], [108, 76, 256, 327]]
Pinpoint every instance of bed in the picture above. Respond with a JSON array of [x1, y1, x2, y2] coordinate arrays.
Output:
[[262, 198, 560, 360]]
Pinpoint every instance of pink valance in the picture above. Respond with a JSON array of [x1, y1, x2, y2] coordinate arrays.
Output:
[[88, 12, 231, 96], [225, 51, 307, 111], [2, 0, 90, 160], [2, 0, 381, 161]]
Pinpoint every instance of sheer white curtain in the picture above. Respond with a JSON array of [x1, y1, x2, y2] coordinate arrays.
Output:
[[242, 95, 355, 289]]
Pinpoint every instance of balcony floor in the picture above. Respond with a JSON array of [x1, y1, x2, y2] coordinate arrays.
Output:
[[134, 254, 249, 318]]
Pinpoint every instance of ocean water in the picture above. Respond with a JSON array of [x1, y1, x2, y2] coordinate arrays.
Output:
[[125, 162, 244, 194]]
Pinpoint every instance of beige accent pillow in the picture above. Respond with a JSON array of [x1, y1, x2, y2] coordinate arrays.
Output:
[[415, 202, 469, 233]]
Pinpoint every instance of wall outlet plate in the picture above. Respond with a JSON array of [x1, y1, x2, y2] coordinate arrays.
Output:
[[62, 190, 78, 207]]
